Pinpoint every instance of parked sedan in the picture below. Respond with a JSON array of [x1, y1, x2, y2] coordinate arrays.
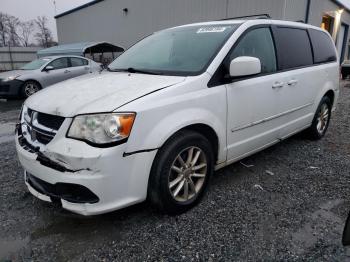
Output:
[[0, 56, 102, 98]]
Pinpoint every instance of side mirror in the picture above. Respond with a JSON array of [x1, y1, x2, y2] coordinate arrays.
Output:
[[44, 65, 54, 72], [229, 56, 261, 78]]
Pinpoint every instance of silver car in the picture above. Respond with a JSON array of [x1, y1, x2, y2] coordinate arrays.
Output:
[[0, 56, 102, 98]]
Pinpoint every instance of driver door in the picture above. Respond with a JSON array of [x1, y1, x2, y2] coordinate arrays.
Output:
[[225, 26, 282, 161], [41, 57, 72, 87]]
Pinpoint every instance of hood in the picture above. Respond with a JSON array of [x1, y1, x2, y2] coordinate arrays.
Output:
[[0, 70, 33, 80], [25, 71, 186, 117]]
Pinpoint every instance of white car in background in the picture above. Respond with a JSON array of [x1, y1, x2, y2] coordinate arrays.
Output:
[[16, 19, 339, 216], [0, 56, 101, 98]]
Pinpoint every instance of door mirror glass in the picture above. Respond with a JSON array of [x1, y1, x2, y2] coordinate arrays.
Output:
[[44, 65, 54, 71], [229, 56, 261, 77]]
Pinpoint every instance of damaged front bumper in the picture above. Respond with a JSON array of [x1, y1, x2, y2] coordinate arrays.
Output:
[[15, 120, 157, 216]]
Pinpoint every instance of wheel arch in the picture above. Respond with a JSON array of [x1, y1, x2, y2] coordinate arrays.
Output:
[[160, 123, 220, 164], [22, 79, 43, 89], [324, 89, 335, 106]]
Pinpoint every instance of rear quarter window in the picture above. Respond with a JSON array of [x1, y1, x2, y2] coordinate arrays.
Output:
[[70, 57, 89, 67], [273, 27, 313, 70], [308, 29, 337, 63]]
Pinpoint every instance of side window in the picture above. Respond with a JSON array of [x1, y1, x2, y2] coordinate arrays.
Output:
[[47, 58, 69, 70], [225, 27, 277, 74], [70, 57, 89, 67], [309, 29, 337, 63], [273, 27, 313, 70]]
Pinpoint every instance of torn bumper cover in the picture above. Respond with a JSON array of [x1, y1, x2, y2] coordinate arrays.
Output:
[[15, 123, 158, 216], [26, 172, 99, 204]]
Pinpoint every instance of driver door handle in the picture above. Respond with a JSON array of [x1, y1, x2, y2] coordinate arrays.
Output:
[[287, 79, 298, 86], [64, 69, 70, 73], [272, 81, 284, 89]]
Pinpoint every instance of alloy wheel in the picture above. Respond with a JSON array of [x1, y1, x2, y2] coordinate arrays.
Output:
[[316, 103, 329, 135], [168, 146, 207, 202], [24, 83, 40, 97]]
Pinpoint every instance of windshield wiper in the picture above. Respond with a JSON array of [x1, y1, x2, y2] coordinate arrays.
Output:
[[107, 67, 163, 75]]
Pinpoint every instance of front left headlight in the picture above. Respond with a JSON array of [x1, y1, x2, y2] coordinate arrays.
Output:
[[3, 75, 21, 82], [67, 113, 136, 146]]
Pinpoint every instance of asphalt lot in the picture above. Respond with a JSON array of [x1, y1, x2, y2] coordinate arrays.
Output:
[[1, 83, 350, 261]]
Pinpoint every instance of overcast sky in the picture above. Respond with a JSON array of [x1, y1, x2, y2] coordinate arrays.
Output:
[[2, 0, 350, 42], [1, 0, 91, 41]]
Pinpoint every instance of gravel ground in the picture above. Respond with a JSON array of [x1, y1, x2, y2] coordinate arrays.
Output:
[[0, 83, 350, 262]]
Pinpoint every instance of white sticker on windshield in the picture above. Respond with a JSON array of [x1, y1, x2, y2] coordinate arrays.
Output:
[[197, 27, 228, 33]]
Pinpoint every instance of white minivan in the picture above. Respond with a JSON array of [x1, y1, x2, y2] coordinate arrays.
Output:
[[16, 19, 339, 215]]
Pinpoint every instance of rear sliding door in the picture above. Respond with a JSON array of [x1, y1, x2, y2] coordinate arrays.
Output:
[[271, 26, 326, 139]]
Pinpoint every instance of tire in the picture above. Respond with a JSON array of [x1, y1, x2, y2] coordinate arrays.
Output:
[[148, 130, 214, 215], [306, 96, 332, 140], [21, 81, 41, 98]]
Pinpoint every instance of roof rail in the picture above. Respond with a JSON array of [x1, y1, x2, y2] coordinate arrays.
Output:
[[220, 14, 271, 21]]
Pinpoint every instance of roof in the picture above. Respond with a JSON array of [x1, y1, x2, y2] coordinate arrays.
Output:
[[37, 42, 124, 57], [332, 0, 350, 12], [55, 0, 350, 20], [55, 0, 105, 19]]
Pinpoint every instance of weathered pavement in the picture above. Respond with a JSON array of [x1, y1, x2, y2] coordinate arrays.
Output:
[[0, 83, 350, 261]]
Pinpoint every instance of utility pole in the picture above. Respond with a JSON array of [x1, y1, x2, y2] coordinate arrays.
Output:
[[52, 0, 57, 15], [8, 44, 14, 70]]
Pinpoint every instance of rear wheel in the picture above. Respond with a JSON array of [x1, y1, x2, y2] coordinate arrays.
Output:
[[148, 130, 214, 215], [307, 96, 332, 140], [21, 81, 41, 98]]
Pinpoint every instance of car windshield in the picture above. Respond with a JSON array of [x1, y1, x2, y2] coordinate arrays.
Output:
[[20, 58, 52, 70], [108, 24, 239, 76]]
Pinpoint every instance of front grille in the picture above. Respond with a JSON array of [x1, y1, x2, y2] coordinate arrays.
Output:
[[33, 127, 56, 145], [37, 112, 65, 130], [0, 85, 9, 92], [20, 108, 65, 146]]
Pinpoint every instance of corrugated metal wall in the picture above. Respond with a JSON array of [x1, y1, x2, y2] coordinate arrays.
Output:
[[56, 0, 310, 48], [55, 0, 350, 61], [0, 47, 42, 72], [308, 0, 350, 60]]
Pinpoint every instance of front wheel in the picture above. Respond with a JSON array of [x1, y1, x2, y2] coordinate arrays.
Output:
[[148, 130, 214, 215], [306, 96, 332, 140], [21, 81, 41, 98]]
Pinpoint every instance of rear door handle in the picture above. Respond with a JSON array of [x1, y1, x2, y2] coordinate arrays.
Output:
[[272, 82, 284, 89], [287, 79, 298, 86], [84, 66, 89, 70], [64, 70, 70, 73]]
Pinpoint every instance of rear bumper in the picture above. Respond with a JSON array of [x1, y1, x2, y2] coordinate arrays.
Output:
[[0, 79, 23, 98]]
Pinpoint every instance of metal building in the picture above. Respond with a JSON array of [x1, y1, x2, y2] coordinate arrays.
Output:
[[55, 0, 350, 62]]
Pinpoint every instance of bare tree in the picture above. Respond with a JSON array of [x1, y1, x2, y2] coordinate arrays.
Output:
[[6, 15, 21, 46], [0, 12, 9, 47], [35, 16, 53, 47], [19, 20, 34, 47]]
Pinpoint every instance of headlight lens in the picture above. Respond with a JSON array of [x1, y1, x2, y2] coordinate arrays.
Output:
[[4, 75, 20, 82], [21, 104, 32, 123], [67, 113, 136, 145]]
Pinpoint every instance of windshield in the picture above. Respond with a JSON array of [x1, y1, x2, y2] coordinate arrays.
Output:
[[21, 58, 51, 70], [108, 24, 239, 76]]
